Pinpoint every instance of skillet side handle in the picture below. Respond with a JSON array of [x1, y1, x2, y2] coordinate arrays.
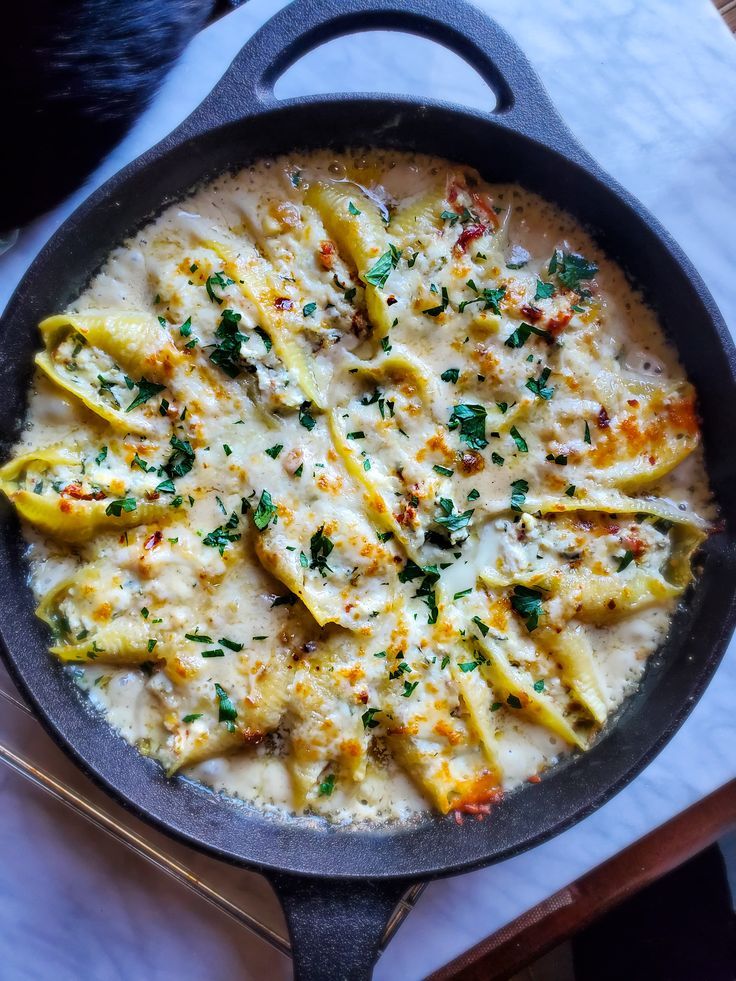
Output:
[[270, 873, 410, 981], [170, 0, 590, 164]]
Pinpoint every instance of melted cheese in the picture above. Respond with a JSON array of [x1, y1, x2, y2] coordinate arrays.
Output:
[[3, 150, 714, 826]]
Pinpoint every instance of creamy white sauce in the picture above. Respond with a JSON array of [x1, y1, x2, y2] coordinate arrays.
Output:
[[9, 150, 712, 826]]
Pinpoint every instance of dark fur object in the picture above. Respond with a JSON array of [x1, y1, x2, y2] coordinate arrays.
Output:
[[0, 0, 225, 231]]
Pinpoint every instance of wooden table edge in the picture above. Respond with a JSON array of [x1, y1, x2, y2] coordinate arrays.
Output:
[[429, 779, 736, 981]]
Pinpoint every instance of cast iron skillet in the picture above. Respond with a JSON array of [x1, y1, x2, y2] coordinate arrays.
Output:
[[1, 0, 735, 977]]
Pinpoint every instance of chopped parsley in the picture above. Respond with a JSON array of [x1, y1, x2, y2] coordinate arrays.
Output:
[[214, 682, 238, 728], [105, 498, 136, 517], [440, 367, 460, 384], [362, 707, 380, 729], [510, 585, 544, 631], [164, 434, 195, 480], [363, 244, 401, 289], [309, 525, 334, 576], [125, 377, 166, 413], [507, 694, 523, 709], [433, 465, 454, 477], [491, 451, 504, 466], [616, 549, 635, 572], [584, 421, 592, 444], [97, 375, 119, 406], [459, 283, 505, 315], [505, 322, 551, 348], [205, 271, 234, 304], [348, 201, 362, 216], [548, 250, 598, 291], [510, 478, 529, 512], [401, 680, 419, 698], [319, 774, 336, 797], [303, 302, 317, 317], [565, 485, 576, 497], [219, 638, 243, 653], [440, 209, 470, 226], [434, 503, 474, 534], [95, 446, 108, 466], [398, 560, 440, 624], [526, 366, 554, 400], [265, 444, 284, 459], [132, 452, 153, 473], [254, 326, 272, 351], [448, 403, 487, 450], [183, 714, 202, 723], [299, 400, 316, 431], [252, 489, 277, 530], [209, 308, 248, 378], [472, 615, 490, 637], [203, 519, 241, 555], [360, 386, 382, 406], [509, 426, 528, 453], [533, 679, 545, 692], [346, 431, 365, 440], [423, 286, 449, 317], [534, 279, 556, 301]]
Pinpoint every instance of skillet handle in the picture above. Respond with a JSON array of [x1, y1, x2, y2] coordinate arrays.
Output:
[[173, 0, 586, 161], [270, 872, 411, 980]]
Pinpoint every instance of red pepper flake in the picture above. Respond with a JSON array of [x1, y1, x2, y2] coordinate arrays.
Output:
[[627, 398, 640, 407], [453, 223, 486, 255], [621, 532, 646, 557], [545, 308, 572, 338], [274, 297, 293, 311], [318, 240, 336, 270], [598, 406, 611, 428], [454, 811, 464, 825], [61, 482, 105, 501], [386, 295, 398, 306], [144, 530, 163, 550], [527, 774, 542, 784], [520, 303, 542, 323]]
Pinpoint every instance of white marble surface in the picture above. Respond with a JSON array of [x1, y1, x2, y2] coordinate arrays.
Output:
[[1, 1, 736, 978]]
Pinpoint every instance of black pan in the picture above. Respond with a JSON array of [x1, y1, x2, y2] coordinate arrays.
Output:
[[1, 1, 735, 977]]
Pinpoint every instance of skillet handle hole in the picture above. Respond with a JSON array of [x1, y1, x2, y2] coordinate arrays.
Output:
[[273, 30, 499, 112]]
